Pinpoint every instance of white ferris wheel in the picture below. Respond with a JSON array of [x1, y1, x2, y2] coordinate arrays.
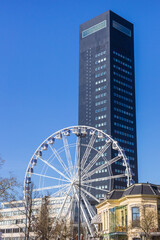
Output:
[[24, 126, 133, 237]]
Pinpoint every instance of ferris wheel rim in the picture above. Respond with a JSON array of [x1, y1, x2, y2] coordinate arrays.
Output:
[[23, 125, 133, 237]]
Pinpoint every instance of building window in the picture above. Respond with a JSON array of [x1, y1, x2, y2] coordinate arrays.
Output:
[[114, 122, 133, 131], [114, 115, 133, 125], [114, 136, 134, 146], [121, 210, 124, 226], [95, 122, 107, 127], [95, 64, 106, 71], [95, 78, 106, 85], [114, 100, 133, 110], [95, 85, 106, 92], [125, 209, 127, 228], [96, 194, 105, 199], [95, 50, 106, 58], [95, 107, 107, 113], [113, 71, 132, 83], [95, 92, 106, 99], [115, 169, 125, 174], [113, 64, 132, 76], [114, 85, 132, 96], [95, 100, 107, 106], [112, 20, 132, 37], [132, 207, 140, 227], [13, 228, 20, 233], [114, 129, 134, 139], [113, 78, 132, 89], [113, 58, 132, 69], [114, 92, 133, 103], [82, 20, 107, 38], [113, 50, 132, 62], [95, 114, 106, 120], [114, 107, 133, 117], [95, 57, 106, 64], [132, 207, 140, 221], [95, 71, 106, 78]]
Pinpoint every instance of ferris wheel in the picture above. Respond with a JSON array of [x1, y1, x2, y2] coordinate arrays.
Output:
[[24, 126, 133, 237]]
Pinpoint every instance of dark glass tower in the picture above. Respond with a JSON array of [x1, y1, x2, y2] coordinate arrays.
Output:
[[78, 10, 138, 193]]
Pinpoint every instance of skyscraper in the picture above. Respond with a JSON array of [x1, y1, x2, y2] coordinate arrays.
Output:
[[78, 10, 138, 192]]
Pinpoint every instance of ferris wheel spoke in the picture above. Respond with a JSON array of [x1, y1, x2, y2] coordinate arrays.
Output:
[[80, 186, 100, 203], [64, 195, 74, 220], [39, 157, 71, 181], [81, 191, 96, 219], [46, 152, 55, 163], [57, 195, 75, 238], [81, 142, 111, 177], [71, 193, 77, 222], [62, 136, 74, 177], [61, 194, 76, 225], [76, 185, 95, 219], [111, 173, 126, 179], [56, 185, 72, 221], [82, 173, 126, 184], [73, 186, 95, 237], [32, 183, 70, 192], [51, 185, 70, 197], [81, 133, 97, 169], [66, 196, 75, 221], [32, 172, 70, 183], [81, 183, 109, 193], [82, 155, 121, 180], [49, 145, 71, 178]]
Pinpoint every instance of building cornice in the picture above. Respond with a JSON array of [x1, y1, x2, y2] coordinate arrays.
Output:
[[97, 194, 160, 209]]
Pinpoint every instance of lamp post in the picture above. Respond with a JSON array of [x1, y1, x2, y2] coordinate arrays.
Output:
[[25, 178, 31, 240], [77, 130, 86, 240], [78, 134, 81, 240]]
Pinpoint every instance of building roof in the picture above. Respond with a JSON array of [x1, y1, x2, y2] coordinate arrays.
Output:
[[105, 183, 160, 200]]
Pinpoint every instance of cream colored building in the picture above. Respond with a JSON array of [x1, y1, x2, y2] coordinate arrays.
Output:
[[0, 196, 71, 240], [96, 183, 160, 240]]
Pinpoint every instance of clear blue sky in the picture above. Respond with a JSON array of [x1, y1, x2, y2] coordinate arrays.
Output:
[[0, 0, 159, 186]]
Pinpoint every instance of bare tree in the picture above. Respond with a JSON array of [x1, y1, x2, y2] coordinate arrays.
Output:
[[60, 224, 71, 240], [0, 157, 20, 202], [33, 197, 86, 240], [69, 223, 87, 240], [0, 175, 20, 202], [140, 206, 158, 240], [130, 205, 158, 240], [57, 219, 73, 240]]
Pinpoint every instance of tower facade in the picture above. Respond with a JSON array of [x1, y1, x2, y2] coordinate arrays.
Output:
[[78, 10, 138, 194]]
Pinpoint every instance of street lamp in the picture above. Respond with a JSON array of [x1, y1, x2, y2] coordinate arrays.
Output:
[[25, 177, 31, 240], [77, 130, 86, 240]]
